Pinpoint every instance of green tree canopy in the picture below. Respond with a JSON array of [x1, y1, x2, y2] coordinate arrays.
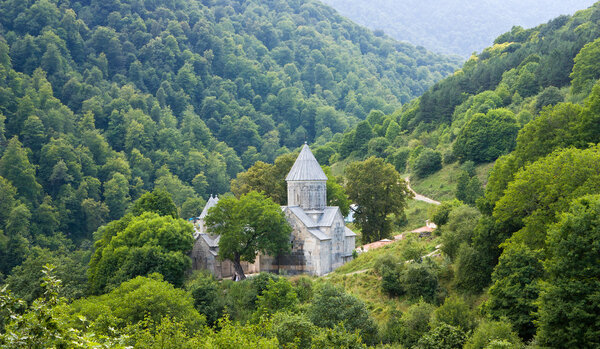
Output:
[[345, 156, 413, 243], [88, 212, 193, 294], [453, 108, 519, 163], [484, 243, 543, 340], [493, 146, 600, 249], [308, 283, 377, 345], [130, 188, 178, 218], [67, 274, 205, 333], [204, 191, 292, 280], [0, 137, 41, 204], [571, 36, 600, 94], [413, 148, 442, 178], [536, 195, 600, 348]]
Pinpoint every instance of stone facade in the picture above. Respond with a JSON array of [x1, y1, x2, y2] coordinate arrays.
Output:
[[191, 144, 356, 278]]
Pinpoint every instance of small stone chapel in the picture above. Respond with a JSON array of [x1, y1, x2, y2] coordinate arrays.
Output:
[[191, 144, 356, 278]]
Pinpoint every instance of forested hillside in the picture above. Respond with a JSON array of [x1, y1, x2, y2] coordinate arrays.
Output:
[[323, 1, 600, 176], [321, 0, 596, 56], [0, 0, 458, 261], [3, 0, 600, 347], [313, 2, 600, 346]]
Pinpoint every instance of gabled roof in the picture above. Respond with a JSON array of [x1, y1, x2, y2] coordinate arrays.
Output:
[[317, 207, 339, 227], [285, 206, 341, 229], [286, 206, 317, 228], [199, 195, 219, 219], [344, 226, 357, 237], [285, 144, 328, 181]]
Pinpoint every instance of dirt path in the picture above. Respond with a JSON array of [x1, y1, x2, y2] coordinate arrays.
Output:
[[405, 177, 441, 205]]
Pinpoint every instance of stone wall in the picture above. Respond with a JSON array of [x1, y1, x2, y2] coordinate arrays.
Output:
[[287, 181, 327, 210]]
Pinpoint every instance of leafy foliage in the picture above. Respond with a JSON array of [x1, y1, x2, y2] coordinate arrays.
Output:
[[205, 191, 292, 280], [432, 295, 477, 333], [383, 299, 435, 347], [453, 109, 519, 163], [88, 212, 193, 294], [484, 243, 542, 340], [345, 157, 413, 243], [493, 146, 600, 249], [254, 278, 298, 319], [67, 274, 205, 333], [308, 283, 378, 345], [270, 311, 314, 349], [413, 148, 442, 178], [463, 320, 522, 349], [1, 264, 127, 348], [185, 271, 224, 326], [417, 323, 467, 349], [130, 188, 178, 218], [536, 195, 600, 348], [440, 205, 481, 261]]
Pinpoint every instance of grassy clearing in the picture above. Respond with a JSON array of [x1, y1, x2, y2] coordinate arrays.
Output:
[[322, 270, 401, 324], [335, 234, 441, 275], [408, 162, 461, 201], [402, 199, 434, 231], [323, 234, 442, 325], [409, 161, 495, 202]]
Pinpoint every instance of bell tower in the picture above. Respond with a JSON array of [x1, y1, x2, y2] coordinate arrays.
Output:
[[285, 144, 328, 211]]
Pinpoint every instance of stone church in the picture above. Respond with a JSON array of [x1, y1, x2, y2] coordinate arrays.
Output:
[[191, 144, 356, 278]]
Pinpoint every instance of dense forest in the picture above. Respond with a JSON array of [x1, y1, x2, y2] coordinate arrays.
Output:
[[2, 0, 600, 347], [0, 0, 459, 260], [306, 1, 600, 347], [321, 0, 596, 56]]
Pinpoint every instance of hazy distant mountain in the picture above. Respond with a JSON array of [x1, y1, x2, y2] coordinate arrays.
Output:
[[320, 0, 597, 56]]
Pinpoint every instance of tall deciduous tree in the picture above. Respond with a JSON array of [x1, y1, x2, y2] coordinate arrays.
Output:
[[88, 212, 193, 294], [345, 157, 413, 243], [204, 191, 292, 280], [536, 195, 600, 348], [130, 188, 178, 218], [453, 108, 519, 163], [0, 137, 41, 204], [103, 172, 130, 220], [484, 243, 543, 340]]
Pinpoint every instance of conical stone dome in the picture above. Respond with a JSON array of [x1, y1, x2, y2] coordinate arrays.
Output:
[[286, 144, 327, 210], [285, 144, 328, 181]]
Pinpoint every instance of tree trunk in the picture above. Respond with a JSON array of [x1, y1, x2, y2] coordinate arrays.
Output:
[[233, 254, 246, 281]]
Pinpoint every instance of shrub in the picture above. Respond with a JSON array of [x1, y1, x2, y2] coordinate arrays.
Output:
[[432, 295, 477, 332], [185, 271, 224, 326], [308, 283, 378, 345], [254, 278, 297, 319], [367, 137, 390, 158], [430, 199, 462, 227], [312, 324, 367, 349], [67, 274, 205, 333], [387, 147, 411, 173], [271, 312, 315, 349], [455, 243, 492, 293], [401, 261, 439, 302], [440, 205, 481, 261], [291, 275, 313, 303], [464, 320, 522, 349], [417, 323, 467, 349], [413, 148, 442, 178], [386, 300, 435, 347]]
